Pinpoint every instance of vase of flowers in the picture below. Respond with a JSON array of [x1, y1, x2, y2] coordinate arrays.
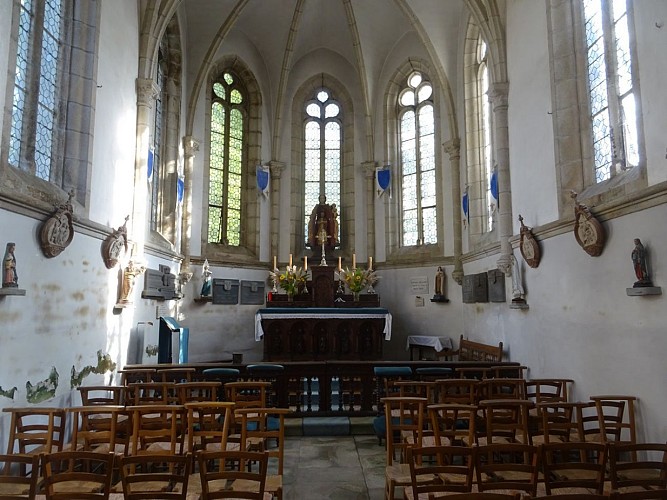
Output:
[[269, 265, 307, 301], [340, 267, 378, 301]]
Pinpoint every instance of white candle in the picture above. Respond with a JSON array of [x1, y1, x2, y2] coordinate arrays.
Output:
[[352, 254, 356, 269], [273, 256, 277, 270], [289, 254, 292, 268], [368, 256, 372, 270], [303, 256, 307, 271], [338, 256, 342, 271]]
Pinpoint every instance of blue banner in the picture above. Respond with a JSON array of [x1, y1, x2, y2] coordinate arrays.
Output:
[[256, 165, 270, 198], [376, 166, 391, 197]]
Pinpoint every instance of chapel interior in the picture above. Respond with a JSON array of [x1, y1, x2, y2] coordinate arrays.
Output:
[[1, 0, 666, 498]]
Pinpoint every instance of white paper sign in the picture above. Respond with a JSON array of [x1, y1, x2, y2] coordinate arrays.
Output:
[[410, 276, 429, 294]]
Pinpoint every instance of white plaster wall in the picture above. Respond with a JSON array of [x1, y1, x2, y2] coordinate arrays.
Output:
[[506, 0, 559, 227]]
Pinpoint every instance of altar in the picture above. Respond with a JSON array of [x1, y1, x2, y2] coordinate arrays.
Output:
[[256, 307, 391, 361]]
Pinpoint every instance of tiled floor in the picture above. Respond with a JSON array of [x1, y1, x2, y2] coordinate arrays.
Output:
[[282, 435, 386, 499]]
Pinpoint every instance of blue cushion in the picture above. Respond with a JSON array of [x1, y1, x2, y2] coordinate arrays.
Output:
[[202, 368, 240, 376], [246, 364, 285, 373], [373, 366, 412, 377]]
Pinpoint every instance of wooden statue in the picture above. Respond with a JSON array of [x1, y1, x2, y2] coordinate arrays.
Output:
[[307, 194, 338, 251]]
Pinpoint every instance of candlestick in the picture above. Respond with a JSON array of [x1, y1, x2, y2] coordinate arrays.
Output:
[[352, 254, 356, 269], [338, 256, 342, 271], [368, 256, 372, 270], [303, 256, 307, 271], [289, 254, 292, 268], [273, 255, 277, 270]]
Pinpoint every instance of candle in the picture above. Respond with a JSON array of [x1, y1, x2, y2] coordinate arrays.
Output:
[[352, 254, 356, 269], [338, 256, 342, 271], [273, 255, 277, 270], [303, 256, 307, 271], [368, 256, 372, 270], [289, 254, 292, 268]]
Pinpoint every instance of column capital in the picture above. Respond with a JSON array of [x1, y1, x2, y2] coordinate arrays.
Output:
[[136, 78, 159, 106], [361, 160, 377, 179], [183, 136, 200, 158], [488, 82, 509, 109], [443, 138, 461, 160], [269, 160, 286, 179]]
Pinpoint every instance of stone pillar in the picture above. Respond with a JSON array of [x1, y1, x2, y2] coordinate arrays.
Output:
[[269, 161, 286, 262], [444, 139, 464, 285], [132, 78, 159, 254], [361, 161, 377, 262], [489, 83, 513, 275], [181, 136, 200, 263]]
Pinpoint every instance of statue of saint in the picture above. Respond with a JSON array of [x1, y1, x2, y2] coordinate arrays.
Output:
[[201, 259, 213, 297], [631, 238, 651, 286], [434, 267, 445, 296], [511, 254, 525, 302], [308, 194, 338, 251], [3, 242, 18, 288]]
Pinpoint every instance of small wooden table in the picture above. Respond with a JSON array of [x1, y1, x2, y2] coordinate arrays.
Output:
[[407, 335, 453, 360]]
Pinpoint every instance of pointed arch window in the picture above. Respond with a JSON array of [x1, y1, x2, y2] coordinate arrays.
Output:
[[208, 72, 247, 246], [478, 40, 495, 232], [303, 89, 341, 245], [398, 71, 437, 246], [583, 0, 639, 182], [150, 48, 166, 232]]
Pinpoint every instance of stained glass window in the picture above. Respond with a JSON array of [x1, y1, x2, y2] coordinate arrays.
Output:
[[208, 72, 246, 245], [150, 49, 165, 231], [583, 0, 638, 182], [479, 39, 495, 232], [9, 0, 64, 181], [398, 71, 437, 246], [303, 89, 341, 245]]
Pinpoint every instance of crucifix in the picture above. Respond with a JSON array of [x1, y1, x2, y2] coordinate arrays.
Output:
[[316, 218, 331, 266]]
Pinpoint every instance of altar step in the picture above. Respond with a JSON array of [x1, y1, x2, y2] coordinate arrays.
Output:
[[285, 416, 375, 437]]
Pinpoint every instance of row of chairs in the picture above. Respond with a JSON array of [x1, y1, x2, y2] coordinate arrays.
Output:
[[404, 441, 667, 499], [0, 449, 271, 499]]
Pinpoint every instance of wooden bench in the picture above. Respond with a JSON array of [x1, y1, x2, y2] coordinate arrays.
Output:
[[448, 334, 503, 362]]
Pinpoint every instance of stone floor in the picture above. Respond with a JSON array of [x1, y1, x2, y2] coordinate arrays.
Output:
[[281, 434, 386, 500]]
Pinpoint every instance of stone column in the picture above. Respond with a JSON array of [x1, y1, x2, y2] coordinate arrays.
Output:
[[444, 139, 464, 285], [361, 161, 377, 262], [181, 136, 200, 264], [132, 78, 159, 255], [269, 161, 286, 263], [489, 83, 513, 275]]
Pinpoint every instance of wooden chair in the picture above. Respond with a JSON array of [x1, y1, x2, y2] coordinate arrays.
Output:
[[488, 365, 528, 379], [540, 441, 607, 495], [477, 378, 527, 401], [66, 405, 129, 456], [609, 491, 667, 499], [3, 407, 66, 457], [124, 381, 175, 406], [197, 450, 269, 499], [590, 395, 638, 452], [427, 494, 522, 500], [427, 403, 477, 447], [41, 450, 115, 499], [126, 404, 186, 456], [232, 407, 291, 500], [224, 381, 271, 448], [77, 385, 125, 406], [473, 443, 540, 497], [532, 401, 582, 445], [608, 441, 667, 493], [526, 378, 573, 405], [119, 452, 191, 499], [433, 378, 479, 405], [175, 381, 221, 404], [381, 396, 429, 500], [391, 380, 436, 403], [184, 402, 235, 455], [0, 453, 40, 499], [478, 399, 533, 446], [118, 367, 156, 385], [155, 366, 196, 383], [405, 445, 475, 499]]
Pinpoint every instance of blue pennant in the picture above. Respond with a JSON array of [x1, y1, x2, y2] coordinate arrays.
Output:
[[256, 165, 270, 197]]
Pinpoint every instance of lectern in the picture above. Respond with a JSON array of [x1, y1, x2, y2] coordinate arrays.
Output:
[[158, 316, 189, 364]]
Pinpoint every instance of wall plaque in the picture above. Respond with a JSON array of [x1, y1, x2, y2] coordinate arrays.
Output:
[[142, 264, 179, 300], [487, 269, 506, 303], [240, 280, 265, 305], [212, 278, 239, 304], [462, 273, 489, 303]]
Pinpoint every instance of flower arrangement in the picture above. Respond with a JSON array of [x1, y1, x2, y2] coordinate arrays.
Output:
[[269, 265, 307, 295], [339, 266, 378, 293]]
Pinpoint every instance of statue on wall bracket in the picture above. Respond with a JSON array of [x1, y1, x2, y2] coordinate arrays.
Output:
[[101, 215, 129, 269], [39, 190, 75, 258], [518, 215, 540, 268], [571, 191, 605, 257], [307, 194, 339, 255]]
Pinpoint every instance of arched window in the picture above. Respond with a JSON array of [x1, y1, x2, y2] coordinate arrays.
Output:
[[208, 72, 247, 246], [398, 71, 436, 246], [150, 48, 166, 232], [478, 40, 495, 233], [582, 0, 639, 182], [303, 88, 341, 245]]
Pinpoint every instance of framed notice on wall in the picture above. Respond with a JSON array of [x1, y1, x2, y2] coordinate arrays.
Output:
[[410, 276, 429, 295]]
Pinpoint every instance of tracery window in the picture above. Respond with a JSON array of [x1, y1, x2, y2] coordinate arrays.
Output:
[[583, 0, 639, 183], [398, 71, 436, 246], [208, 72, 247, 246], [303, 89, 341, 245], [150, 48, 166, 232]]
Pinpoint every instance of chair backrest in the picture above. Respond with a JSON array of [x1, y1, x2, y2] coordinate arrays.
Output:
[[427, 403, 477, 447], [77, 385, 125, 406], [407, 445, 475, 496], [125, 381, 175, 405], [198, 450, 268, 499], [156, 366, 196, 383], [474, 443, 539, 496], [126, 404, 186, 456], [381, 396, 427, 465], [67, 405, 129, 455], [0, 453, 40, 498], [434, 379, 479, 405], [478, 399, 533, 445], [184, 402, 235, 454], [175, 381, 221, 404], [608, 441, 667, 491], [390, 380, 436, 403], [477, 378, 527, 401], [237, 408, 290, 475], [41, 450, 115, 500], [119, 452, 192, 499], [535, 401, 581, 444], [428, 494, 522, 500], [224, 381, 269, 408], [540, 441, 607, 494], [526, 378, 573, 404], [3, 408, 67, 456], [590, 395, 638, 449]]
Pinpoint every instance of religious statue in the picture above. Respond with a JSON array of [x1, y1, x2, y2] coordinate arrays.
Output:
[[200, 259, 213, 297], [3, 242, 18, 288], [631, 238, 652, 287], [117, 258, 147, 306], [101, 215, 129, 269], [39, 190, 75, 258], [307, 194, 338, 252], [571, 191, 605, 257], [510, 254, 527, 307]]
